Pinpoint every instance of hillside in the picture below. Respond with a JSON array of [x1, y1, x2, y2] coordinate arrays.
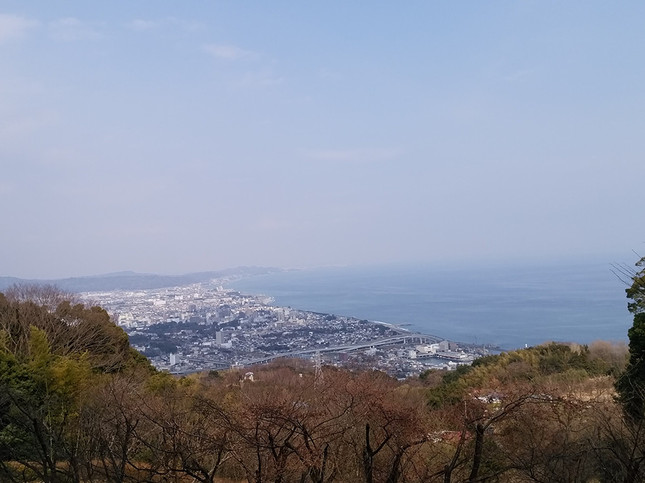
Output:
[[0, 266, 282, 293], [0, 287, 643, 482]]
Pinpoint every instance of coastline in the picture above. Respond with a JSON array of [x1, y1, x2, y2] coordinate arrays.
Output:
[[226, 263, 632, 350]]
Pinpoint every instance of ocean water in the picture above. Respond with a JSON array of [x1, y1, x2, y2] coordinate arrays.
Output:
[[228, 260, 633, 350]]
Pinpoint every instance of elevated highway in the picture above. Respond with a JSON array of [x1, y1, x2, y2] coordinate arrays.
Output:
[[243, 332, 445, 366]]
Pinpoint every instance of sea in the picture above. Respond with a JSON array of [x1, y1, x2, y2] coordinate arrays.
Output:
[[227, 259, 634, 351]]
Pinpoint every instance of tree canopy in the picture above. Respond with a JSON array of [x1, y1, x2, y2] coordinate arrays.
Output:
[[616, 255, 645, 425], [0, 284, 642, 482]]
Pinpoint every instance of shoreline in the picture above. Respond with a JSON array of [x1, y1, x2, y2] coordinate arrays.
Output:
[[221, 282, 499, 352]]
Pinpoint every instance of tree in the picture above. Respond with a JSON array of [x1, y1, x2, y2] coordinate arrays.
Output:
[[3, 284, 78, 311], [626, 256, 645, 315], [0, 286, 136, 373], [616, 256, 645, 423], [0, 326, 95, 482], [0, 286, 153, 481]]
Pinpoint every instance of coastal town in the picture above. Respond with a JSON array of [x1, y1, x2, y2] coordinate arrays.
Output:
[[82, 278, 488, 378]]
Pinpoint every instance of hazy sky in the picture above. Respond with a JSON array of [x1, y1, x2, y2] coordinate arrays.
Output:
[[1, 2, 644, 278]]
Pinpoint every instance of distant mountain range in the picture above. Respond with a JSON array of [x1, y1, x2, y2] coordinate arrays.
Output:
[[0, 267, 282, 293]]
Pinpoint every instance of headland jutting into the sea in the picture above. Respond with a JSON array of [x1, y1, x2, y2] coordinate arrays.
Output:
[[82, 277, 490, 378]]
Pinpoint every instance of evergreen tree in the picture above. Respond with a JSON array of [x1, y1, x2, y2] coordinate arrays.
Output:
[[616, 256, 645, 422]]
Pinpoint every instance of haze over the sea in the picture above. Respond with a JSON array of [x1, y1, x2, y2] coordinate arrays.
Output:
[[229, 258, 633, 350]]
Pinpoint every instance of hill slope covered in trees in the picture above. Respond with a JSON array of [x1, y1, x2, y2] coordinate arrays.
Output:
[[0, 279, 644, 482]]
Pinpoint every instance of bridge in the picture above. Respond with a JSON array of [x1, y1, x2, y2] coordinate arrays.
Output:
[[242, 332, 445, 366]]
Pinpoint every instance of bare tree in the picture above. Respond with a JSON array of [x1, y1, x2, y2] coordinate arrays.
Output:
[[4, 283, 78, 311]]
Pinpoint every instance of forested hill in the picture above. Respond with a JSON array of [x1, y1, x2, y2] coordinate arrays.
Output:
[[2, 255, 645, 482], [0, 266, 281, 292], [1, 286, 644, 482]]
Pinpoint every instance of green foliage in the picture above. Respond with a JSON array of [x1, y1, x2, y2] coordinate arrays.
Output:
[[616, 256, 645, 423], [426, 365, 474, 408], [616, 312, 645, 421], [145, 370, 178, 394], [27, 326, 52, 376], [443, 364, 474, 384], [471, 353, 502, 368], [0, 284, 639, 482], [124, 347, 156, 374], [427, 343, 612, 409], [0, 290, 147, 373], [0, 288, 154, 481], [534, 343, 590, 375], [626, 256, 645, 315]]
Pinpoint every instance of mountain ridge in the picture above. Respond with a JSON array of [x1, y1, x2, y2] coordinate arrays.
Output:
[[0, 266, 282, 293]]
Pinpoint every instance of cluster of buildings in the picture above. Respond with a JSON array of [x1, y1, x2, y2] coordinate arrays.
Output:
[[83, 279, 485, 378]]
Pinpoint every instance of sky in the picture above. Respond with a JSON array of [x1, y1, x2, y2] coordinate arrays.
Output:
[[1, 1, 644, 279]]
